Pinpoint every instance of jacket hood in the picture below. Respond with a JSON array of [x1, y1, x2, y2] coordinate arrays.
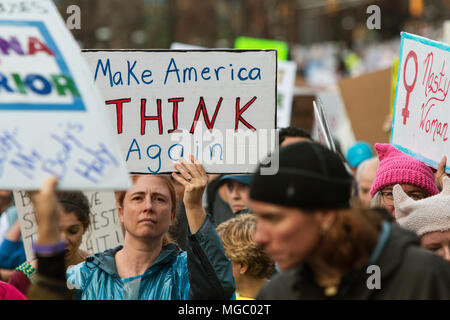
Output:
[[86, 243, 182, 277]]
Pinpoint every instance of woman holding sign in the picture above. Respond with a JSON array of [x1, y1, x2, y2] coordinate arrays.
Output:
[[66, 156, 235, 300]]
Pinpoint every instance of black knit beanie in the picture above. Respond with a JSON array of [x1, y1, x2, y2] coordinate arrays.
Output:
[[250, 142, 353, 210]]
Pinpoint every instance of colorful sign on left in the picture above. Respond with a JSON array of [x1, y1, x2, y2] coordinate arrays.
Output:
[[0, 0, 131, 190]]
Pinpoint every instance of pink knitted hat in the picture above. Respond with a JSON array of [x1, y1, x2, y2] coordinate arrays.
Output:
[[369, 143, 439, 197]]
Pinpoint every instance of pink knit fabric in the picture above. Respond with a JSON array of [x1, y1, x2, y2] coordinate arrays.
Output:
[[0, 281, 26, 300], [369, 143, 439, 197]]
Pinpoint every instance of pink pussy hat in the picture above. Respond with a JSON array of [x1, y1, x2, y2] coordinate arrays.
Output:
[[369, 143, 439, 197]]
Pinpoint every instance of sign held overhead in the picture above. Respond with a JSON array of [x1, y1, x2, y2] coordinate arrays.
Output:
[[0, 0, 131, 190], [83, 50, 278, 174], [390, 32, 450, 171]]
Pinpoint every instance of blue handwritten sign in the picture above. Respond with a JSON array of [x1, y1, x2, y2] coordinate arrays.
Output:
[[83, 50, 277, 174], [0, 122, 120, 184]]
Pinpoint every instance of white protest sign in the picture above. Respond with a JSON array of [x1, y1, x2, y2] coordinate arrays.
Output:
[[276, 61, 297, 128], [82, 50, 277, 174], [313, 99, 336, 152], [390, 32, 450, 170], [172, 42, 292, 132], [0, 0, 131, 190], [311, 90, 356, 154], [14, 190, 124, 261]]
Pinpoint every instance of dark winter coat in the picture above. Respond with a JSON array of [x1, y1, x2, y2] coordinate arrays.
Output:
[[257, 223, 450, 299]]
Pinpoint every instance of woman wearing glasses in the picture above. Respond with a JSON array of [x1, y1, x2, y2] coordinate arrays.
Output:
[[394, 176, 450, 262], [369, 143, 439, 219]]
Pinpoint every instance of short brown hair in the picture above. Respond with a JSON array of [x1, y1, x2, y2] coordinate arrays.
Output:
[[115, 175, 177, 246], [216, 214, 275, 279]]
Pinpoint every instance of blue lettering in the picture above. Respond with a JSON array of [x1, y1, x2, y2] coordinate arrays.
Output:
[[164, 58, 180, 85], [141, 69, 153, 84], [25, 74, 51, 95], [126, 139, 141, 161], [201, 67, 211, 80], [209, 143, 223, 160], [183, 67, 198, 83], [238, 67, 248, 81], [127, 60, 139, 85], [94, 58, 113, 87], [214, 66, 225, 80], [168, 143, 184, 161], [113, 71, 123, 86], [0, 73, 14, 92], [11, 150, 42, 179], [146, 144, 161, 174], [249, 67, 261, 80]]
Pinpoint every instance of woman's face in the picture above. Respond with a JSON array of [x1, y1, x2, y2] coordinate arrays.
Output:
[[421, 230, 450, 262], [119, 176, 175, 241], [59, 211, 86, 261], [251, 200, 322, 271]]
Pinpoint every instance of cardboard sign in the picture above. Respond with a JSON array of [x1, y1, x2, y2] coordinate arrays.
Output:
[[338, 67, 391, 147], [390, 32, 450, 170], [14, 190, 124, 261], [82, 50, 277, 174], [0, 0, 131, 190], [276, 61, 297, 128]]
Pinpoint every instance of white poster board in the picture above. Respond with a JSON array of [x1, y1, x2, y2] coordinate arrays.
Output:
[[276, 61, 297, 128], [313, 99, 336, 153], [311, 90, 356, 154], [82, 50, 277, 174], [390, 32, 450, 171], [14, 190, 124, 261], [0, 0, 131, 190]]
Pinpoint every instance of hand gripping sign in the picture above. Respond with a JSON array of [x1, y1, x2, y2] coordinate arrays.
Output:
[[0, 0, 130, 190], [391, 32, 450, 171]]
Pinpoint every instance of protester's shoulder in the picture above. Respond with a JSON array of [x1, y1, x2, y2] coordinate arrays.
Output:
[[388, 225, 450, 275], [67, 247, 121, 278], [403, 244, 450, 275], [257, 269, 298, 300], [172, 247, 187, 263]]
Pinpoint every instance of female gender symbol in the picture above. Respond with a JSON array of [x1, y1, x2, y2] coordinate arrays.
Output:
[[402, 50, 418, 125]]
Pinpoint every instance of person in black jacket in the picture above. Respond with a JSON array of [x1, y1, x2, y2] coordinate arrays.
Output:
[[250, 141, 450, 299]]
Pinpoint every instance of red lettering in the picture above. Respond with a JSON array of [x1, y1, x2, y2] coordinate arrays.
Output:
[[235, 96, 257, 131], [141, 98, 163, 135], [189, 97, 223, 134], [28, 37, 54, 56], [167, 97, 184, 133], [105, 98, 131, 134], [419, 103, 448, 142]]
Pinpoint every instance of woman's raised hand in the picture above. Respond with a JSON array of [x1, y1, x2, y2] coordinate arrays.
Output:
[[172, 155, 208, 210], [28, 176, 62, 245]]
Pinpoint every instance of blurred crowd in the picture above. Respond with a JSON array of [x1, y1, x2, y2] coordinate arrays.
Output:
[[2, 126, 450, 300]]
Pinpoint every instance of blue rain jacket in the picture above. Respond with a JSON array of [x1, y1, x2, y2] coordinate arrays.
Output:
[[66, 216, 235, 300]]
